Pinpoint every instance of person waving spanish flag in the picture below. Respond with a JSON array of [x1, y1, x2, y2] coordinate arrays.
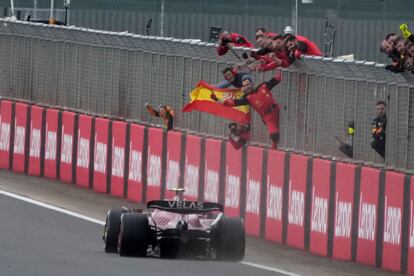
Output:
[[182, 80, 251, 124]]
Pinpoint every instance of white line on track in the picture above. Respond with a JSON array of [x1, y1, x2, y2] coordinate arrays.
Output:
[[0, 189, 301, 276]]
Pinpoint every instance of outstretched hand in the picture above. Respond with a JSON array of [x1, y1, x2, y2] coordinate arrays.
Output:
[[274, 70, 282, 82], [210, 92, 219, 102]]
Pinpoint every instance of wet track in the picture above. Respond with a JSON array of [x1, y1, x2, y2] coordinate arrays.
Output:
[[0, 170, 397, 276]]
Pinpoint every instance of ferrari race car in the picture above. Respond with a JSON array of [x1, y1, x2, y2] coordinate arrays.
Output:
[[103, 188, 245, 261]]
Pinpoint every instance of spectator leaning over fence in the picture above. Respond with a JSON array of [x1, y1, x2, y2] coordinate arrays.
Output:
[[380, 39, 404, 73], [215, 67, 252, 150], [211, 70, 282, 149], [284, 34, 322, 58], [251, 35, 295, 72], [216, 31, 254, 56], [145, 103, 175, 131], [371, 101, 387, 159]]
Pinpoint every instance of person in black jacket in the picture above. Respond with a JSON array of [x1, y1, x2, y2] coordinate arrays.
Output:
[[371, 101, 387, 159]]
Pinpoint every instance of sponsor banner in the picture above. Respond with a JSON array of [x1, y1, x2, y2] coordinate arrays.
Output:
[[408, 176, 414, 275], [381, 172, 404, 272], [44, 109, 59, 179], [60, 111, 75, 183], [332, 162, 357, 261], [127, 124, 145, 202], [164, 131, 182, 200], [76, 115, 93, 188], [265, 150, 285, 242], [0, 100, 13, 169], [244, 146, 263, 237], [356, 167, 380, 266], [224, 141, 243, 217], [28, 105, 44, 176], [110, 121, 126, 197], [12, 103, 28, 173], [309, 158, 331, 256], [93, 118, 109, 193], [184, 135, 201, 201], [286, 154, 308, 249], [203, 138, 222, 203], [146, 127, 164, 201]]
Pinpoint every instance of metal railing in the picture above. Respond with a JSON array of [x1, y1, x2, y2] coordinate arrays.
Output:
[[0, 19, 413, 172]]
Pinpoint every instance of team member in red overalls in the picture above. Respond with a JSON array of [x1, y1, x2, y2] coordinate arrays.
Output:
[[285, 35, 322, 58], [211, 71, 282, 149], [216, 31, 254, 56]]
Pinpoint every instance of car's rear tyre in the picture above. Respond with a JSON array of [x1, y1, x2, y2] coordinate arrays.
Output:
[[103, 209, 123, 253], [215, 217, 245, 261], [118, 213, 149, 257]]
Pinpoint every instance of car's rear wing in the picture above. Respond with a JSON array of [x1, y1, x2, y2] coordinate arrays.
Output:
[[147, 200, 224, 214]]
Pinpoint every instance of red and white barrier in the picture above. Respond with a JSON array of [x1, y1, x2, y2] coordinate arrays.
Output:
[[127, 124, 145, 202], [28, 105, 44, 176], [93, 118, 109, 193], [44, 109, 59, 179], [356, 167, 380, 266], [223, 141, 242, 217], [165, 131, 182, 200], [146, 127, 163, 202], [203, 138, 221, 203], [332, 162, 357, 261], [381, 172, 405, 272], [309, 158, 331, 256], [110, 121, 127, 198], [265, 150, 285, 242], [286, 154, 308, 250], [3, 99, 414, 275], [60, 111, 76, 183], [0, 100, 13, 169], [184, 135, 201, 201], [245, 146, 264, 236], [76, 114, 93, 188], [12, 103, 28, 173]]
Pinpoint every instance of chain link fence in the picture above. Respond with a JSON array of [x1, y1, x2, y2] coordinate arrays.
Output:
[[0, 19, 413, 172], [1, 0, 414, 62]]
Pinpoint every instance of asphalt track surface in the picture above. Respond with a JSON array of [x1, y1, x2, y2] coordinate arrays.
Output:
[[0, 170, 398, 276]]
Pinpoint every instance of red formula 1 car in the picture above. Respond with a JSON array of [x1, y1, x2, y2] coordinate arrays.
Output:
[[103, 188, 245, 261]]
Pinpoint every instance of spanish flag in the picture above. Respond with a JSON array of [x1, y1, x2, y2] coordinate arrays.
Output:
[[182, 81, 250, 124]]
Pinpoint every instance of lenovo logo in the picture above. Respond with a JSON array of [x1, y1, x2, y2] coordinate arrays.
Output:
[[128, 148, 142, 182], [288, 181, 305, 227], [358, 194, 376, 241], [334, 193, 352, 238]]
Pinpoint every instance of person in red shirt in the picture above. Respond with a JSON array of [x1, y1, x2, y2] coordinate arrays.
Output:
[[211, 71, 282, 149], [253, 35, 295, 72], [285, 35, 322, 58], [216, 31, 254, 56]]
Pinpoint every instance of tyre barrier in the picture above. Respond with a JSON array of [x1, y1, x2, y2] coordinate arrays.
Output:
[[0, 99, 413, 274]]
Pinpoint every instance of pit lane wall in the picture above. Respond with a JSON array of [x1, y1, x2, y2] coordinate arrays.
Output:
[[1, 99, 413, 274]]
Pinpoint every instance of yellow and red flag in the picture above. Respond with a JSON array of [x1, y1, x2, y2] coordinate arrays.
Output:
[[182, 81, 250, 124]]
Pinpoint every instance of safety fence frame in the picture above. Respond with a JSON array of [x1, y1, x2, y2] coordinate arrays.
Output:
[[0, 19, 413, 173]]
